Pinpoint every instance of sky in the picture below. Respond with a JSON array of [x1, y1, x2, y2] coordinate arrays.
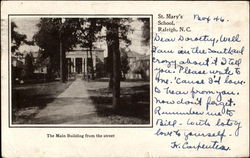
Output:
[[12, 17, 150, 56]]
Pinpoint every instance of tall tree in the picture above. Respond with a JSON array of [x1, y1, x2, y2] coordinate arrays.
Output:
[[103, 18, 132, 106], [11, 21, 34, 83], [77, 18, 102, 80], [11, 21, 34, 55], [11, 21, 27, 55], [88, 19, 98, 79], [33, 18, 78, 82], [106, 19, 121, 106], [138, 18, 150, 46], [120, 49, 130, 80], [76, 18, 132, 88], [24, 53, 35, 79], [94, 18, 132, 89]]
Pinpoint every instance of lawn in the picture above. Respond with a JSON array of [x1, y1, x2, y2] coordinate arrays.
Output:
[[86, 79, 150, 124], [12, 81, 72, 123], [12, 78, 150, 125]]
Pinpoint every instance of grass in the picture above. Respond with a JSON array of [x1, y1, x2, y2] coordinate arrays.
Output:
[[12, 78, 150, 124], [86, 80, 150, 124], [12, 81, 72, 123]]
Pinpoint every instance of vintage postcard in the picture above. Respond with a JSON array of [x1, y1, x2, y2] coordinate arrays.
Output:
[[1, 1, 249, 157]]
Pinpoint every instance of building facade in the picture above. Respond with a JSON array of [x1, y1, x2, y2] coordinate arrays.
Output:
[[66, 48, 105, 77]]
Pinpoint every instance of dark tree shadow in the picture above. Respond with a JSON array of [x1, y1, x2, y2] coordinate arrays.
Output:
[[89, 85, 150, 123], [89, 78, 148, 83]]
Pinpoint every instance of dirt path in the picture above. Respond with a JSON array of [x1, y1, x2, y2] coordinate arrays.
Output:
[[31, 78, 98, 124]]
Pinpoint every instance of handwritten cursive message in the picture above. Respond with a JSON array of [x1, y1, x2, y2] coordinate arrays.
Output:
[[153, 13, 246, 151]]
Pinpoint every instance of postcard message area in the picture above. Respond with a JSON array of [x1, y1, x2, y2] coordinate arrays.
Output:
[[152, 2, 249, 156], [1, 1, 249, 157]]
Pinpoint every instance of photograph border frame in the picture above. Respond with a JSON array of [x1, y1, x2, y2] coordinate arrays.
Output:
[[8, 14, 154, 128]]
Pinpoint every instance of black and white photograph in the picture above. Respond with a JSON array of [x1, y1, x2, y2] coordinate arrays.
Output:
[[10, 16, 152, 126]]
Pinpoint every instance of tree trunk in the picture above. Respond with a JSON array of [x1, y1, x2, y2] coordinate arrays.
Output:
[[108, 46, 113, 89], [63, 50, 67, 81], [59, 39, 64, 82], [61, 44, 67, 83], [112, 36, 120, 107], [89, 45, 95, 80], [83, 58, 86, 79], [107, 20, 120, 107], [47, 64, 53, 81], [86, 50, 89, 80], [89, 19, 96, 80], [59, 28, 67, 83]]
